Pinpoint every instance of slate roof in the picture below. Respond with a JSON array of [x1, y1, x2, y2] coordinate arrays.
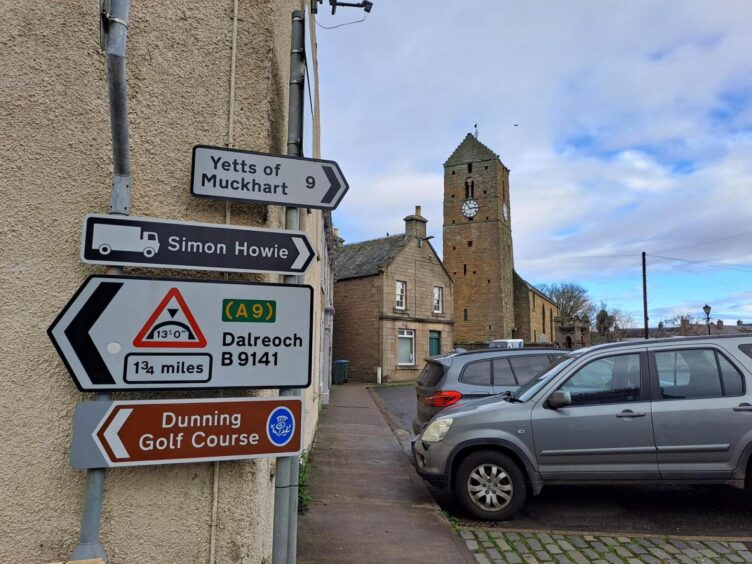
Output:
[[445, 133, 503, 167], [513, 270, 556, 303], [335, 234, 408, 281]]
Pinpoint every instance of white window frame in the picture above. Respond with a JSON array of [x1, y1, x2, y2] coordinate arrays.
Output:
[[395, 280, 407, 310], [433, 286, 443, 314], [398, 328, 415, 366]]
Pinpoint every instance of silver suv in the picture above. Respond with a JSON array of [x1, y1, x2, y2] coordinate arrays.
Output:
[[412, 348, 563, 435], [413, 335, 752, 520]]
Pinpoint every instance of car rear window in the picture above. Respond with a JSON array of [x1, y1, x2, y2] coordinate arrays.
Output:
[[417, 361, 445, 387], [509, 355, 555, 385]]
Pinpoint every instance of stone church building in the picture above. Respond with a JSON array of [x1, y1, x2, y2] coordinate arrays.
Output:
[[443, 134, 560, 347]]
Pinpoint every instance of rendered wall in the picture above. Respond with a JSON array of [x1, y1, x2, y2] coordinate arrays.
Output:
[[0, 0, 323, 562]]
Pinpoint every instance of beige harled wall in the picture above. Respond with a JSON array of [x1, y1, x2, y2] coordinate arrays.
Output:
[[0, 1, 325, 562]]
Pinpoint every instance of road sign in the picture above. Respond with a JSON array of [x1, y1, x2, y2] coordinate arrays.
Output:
[[191, 145, 349, 210], [48, 275, 312, 391], [81, 214, 314, 275], [71, 397, 303, 468]]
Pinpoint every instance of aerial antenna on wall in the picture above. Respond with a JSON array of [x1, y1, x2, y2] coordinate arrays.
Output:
[[311, 0, 374, 15]]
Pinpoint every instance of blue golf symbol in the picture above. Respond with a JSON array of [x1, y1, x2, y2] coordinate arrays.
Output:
[[267, 406, 295, 447]]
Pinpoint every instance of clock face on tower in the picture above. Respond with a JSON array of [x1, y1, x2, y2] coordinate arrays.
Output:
[[461, 199, 479, 219]]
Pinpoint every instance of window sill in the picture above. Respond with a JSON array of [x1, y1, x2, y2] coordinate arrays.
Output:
[[431, 312, 445, 318], [393, 308, 408, 314]]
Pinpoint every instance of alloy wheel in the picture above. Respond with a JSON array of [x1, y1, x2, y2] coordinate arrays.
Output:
[[466, 463, 513, 511]]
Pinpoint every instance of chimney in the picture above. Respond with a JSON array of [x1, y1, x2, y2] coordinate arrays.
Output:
[[332, 227, 344, 249], [404, 205, 427, 239]]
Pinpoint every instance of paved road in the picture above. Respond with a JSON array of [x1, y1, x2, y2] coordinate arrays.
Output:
[[372, 384, 752, 538]]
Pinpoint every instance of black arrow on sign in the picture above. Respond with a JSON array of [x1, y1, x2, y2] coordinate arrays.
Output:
[[320, 165, 343, 205], [63, 281, 123, 384]]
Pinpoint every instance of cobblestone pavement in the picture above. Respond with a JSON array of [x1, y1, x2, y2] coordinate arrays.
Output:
[[460, 529, 752, 564]]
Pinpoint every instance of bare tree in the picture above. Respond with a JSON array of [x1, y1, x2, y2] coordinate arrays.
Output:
[[539, 282, 596, 321]]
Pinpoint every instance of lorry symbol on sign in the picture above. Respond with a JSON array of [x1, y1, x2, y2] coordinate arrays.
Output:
[[92, 223, 160, 258]]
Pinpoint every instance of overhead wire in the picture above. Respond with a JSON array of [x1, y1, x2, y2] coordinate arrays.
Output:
[[651, 256, 747, 291], [649, 254, 752, 275], [315, 12, 368, 29], [655, 230, 752, 254]]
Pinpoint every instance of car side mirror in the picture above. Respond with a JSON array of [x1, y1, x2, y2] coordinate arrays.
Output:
[[547, 390, 571, 409]]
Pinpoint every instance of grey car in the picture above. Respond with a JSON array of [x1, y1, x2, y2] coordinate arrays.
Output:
[[412, 348, 564, 435], [413, 335, 752, 520]]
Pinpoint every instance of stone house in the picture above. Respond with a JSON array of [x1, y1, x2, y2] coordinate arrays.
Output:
[[333, 207, 454, 382]]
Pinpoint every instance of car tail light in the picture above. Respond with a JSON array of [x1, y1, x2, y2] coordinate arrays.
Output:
[[425, 390, 462, 407]]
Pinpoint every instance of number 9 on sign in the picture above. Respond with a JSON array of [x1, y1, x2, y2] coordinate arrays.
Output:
[[223, 299, 277, 323]]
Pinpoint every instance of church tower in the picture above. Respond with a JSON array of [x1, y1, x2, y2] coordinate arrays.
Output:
[[443, 134, 515, 346]]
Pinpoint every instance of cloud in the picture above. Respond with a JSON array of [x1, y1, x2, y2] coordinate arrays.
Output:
[[318, 1, 752, 319]]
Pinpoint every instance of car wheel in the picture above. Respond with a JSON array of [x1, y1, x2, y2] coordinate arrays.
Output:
[[98, 244, 111, 255], [454, 450, 526, 521], [143, 247, 156, 258]]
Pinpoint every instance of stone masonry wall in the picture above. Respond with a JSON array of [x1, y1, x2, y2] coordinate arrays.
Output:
[[332, 275, 382, 381], [444, 158, 515, 345], [513, 275, 533, 342], [380, 236, 454, 381]]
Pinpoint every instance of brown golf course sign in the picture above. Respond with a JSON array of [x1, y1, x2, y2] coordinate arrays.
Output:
[[73, 397, 303, 468]]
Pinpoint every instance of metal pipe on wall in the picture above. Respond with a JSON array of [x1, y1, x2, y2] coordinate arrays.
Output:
[[272, 10, 306, 564], [70, 1, 131, 561]]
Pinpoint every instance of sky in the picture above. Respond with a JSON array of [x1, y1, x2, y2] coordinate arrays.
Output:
[[313, 1, 752, 327]]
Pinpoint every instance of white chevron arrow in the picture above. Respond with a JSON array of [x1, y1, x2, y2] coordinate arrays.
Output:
[[102, 408, 132, 459], [290, 236, 312, 271]]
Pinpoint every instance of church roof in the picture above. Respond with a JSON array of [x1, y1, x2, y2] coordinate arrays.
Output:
[[513, 270, 556, 304], [444, 133, 502, 167], [335, 234, 408, 280]]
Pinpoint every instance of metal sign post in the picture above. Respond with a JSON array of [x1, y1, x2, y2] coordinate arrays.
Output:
[[70, 1, 131, 561], [273, 10, 307, 564]]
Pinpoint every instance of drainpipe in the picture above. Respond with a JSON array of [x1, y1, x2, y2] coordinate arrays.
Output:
[[273, 10, 305, 564], [70, 0, 131, 561]]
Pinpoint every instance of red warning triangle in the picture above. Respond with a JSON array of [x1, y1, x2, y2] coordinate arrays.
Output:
[[133, 288, 207, 348]]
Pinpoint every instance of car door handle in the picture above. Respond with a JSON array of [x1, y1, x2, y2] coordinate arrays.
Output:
[[733, 403, 752, 412], [616, 410, 646, 418]]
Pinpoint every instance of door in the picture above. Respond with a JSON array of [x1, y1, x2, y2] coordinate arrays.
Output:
[[531, 351, 659, 480], [650, 347, 752, 479], [428, 330, 441, 357]]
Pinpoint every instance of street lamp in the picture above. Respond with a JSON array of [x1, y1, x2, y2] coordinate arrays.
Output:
[[703, 304, 712, 335]]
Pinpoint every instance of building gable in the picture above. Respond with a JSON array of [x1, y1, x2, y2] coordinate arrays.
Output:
[[334, 234, 408, 280]]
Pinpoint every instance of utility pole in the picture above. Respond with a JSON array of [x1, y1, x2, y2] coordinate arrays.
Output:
[[642, 252, 649, 340]]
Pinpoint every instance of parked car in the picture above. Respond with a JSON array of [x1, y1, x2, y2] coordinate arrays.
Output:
[[411, 348, 564, 435], [413, 335, 752, 520], [488, 339, 524, 349]]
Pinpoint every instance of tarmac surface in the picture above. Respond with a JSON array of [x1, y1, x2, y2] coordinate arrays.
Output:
[[372, 383, 752, 538], [297, 383, 475, 563]]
